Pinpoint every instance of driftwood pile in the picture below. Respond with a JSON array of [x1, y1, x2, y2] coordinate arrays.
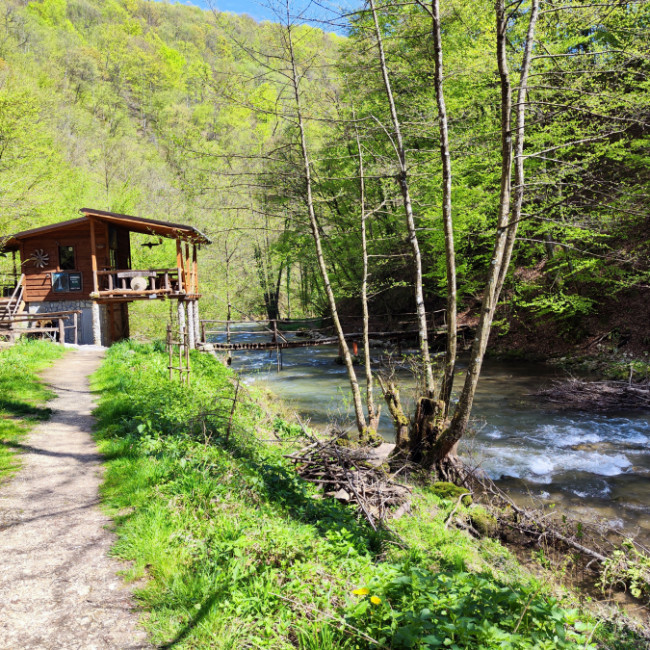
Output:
[[536, 378, 650, 411], [285, 435, 411, 530]]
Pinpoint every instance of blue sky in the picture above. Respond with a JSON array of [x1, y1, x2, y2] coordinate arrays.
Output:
[[186, 1, 279, 22], [173, 1, 357, 28]]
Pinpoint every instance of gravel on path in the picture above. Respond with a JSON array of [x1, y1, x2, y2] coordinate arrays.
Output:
[[0, 348, 151, 650]]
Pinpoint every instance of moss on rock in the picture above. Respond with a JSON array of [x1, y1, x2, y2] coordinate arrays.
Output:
[[431, 481, 472, 506]]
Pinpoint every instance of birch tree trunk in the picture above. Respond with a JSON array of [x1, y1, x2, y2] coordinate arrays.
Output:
[[368, 0, 435, 397], [284, 9, 367, 434], [430, 0, 541, 465], [431, 0, 457, 415], [355, 119, 381, 435]]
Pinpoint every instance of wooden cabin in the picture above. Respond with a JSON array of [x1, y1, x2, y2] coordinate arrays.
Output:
[[1, 209, 210, 346]]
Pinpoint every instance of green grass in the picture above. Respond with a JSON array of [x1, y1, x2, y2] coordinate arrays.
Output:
[[92, 342, 640, 649], [0, 340, 65, 482]]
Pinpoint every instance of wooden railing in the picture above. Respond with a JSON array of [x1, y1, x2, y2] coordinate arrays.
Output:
[[1, 310, 81, 345], [95, 268, 180, 297]]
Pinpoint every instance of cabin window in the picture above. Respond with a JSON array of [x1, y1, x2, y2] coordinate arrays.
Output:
[[59, 246, 76, 270], [52, 272, 82, 293]]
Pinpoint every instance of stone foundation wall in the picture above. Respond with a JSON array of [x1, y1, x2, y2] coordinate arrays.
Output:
[[27, 301, 109, 346]]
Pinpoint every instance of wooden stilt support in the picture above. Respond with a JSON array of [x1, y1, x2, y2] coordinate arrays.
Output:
[[167, 324, 173, 381], [177, 299, 186, 355], [192, 300, 200, 346], [187, 300, 195, 350], [91, 302, 102, 346]]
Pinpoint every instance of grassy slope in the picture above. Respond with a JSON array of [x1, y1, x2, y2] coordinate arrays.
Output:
[[92, 342, 633, 649], [0, 340, 65, 482]]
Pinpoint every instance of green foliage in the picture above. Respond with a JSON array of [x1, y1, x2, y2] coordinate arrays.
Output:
[[346, 566, 594, 649], [0, 340, 64, 480], [3, 0, 648, 335], [600, 540, 650, 602], [518, 292, 596, 321], [90, 342, 622, 648]]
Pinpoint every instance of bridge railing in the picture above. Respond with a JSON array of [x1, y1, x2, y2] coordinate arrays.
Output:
[[199, 310, 451, 350]]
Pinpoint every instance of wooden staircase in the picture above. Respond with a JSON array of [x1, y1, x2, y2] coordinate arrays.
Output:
[[0, 276, 26, 334]]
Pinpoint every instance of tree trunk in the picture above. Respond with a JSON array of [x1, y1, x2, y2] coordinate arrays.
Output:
[[355, 118, 381, 438], [431, 0, 457, 415], [430, 0, 541, 465], [377, 376, 409, 453], [368, 0, 435, 397], [284, 8, 367, 434]]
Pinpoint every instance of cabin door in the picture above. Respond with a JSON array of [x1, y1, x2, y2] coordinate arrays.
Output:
[[108, 303, 130, 343]]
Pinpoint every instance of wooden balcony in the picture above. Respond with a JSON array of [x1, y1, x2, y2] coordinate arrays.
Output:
[[93, 268, 185, 302]]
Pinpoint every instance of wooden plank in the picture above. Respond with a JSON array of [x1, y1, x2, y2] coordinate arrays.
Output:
[[96, 289, 172, 296], [115, 271, 157, 279]]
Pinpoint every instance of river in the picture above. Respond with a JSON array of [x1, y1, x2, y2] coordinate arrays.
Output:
[[216, 326, 650, 542]]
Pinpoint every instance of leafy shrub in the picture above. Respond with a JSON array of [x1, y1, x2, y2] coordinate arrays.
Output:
[[346, 565, 594, 649]]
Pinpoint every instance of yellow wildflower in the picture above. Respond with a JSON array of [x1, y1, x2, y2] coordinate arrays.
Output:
[[370, 596, 382, 605], [352, 587, 370, 596]]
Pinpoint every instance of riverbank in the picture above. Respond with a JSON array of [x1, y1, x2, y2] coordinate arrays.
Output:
[[90, 341, 646, 648]]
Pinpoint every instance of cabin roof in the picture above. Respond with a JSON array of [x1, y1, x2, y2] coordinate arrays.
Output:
[[2, 209, 211, 251]]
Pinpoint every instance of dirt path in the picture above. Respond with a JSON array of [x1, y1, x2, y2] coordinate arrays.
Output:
[[0, 349, 151, 650]]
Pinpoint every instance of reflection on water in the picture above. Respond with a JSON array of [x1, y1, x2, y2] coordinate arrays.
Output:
[[214, 324, 650, 541]]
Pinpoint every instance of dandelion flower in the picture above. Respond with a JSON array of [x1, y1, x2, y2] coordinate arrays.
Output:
[[352, 587, 370, 596], [370, 596, 382, 605]]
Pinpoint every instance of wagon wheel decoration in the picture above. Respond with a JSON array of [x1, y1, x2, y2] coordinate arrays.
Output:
[[31, 249, 50, 268]]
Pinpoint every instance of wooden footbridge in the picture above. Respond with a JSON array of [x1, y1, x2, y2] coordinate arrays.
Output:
[[199, 311, 468, 356]]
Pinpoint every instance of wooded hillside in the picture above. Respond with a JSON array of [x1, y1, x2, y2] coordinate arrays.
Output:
[[1, 0, 649, 353]]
